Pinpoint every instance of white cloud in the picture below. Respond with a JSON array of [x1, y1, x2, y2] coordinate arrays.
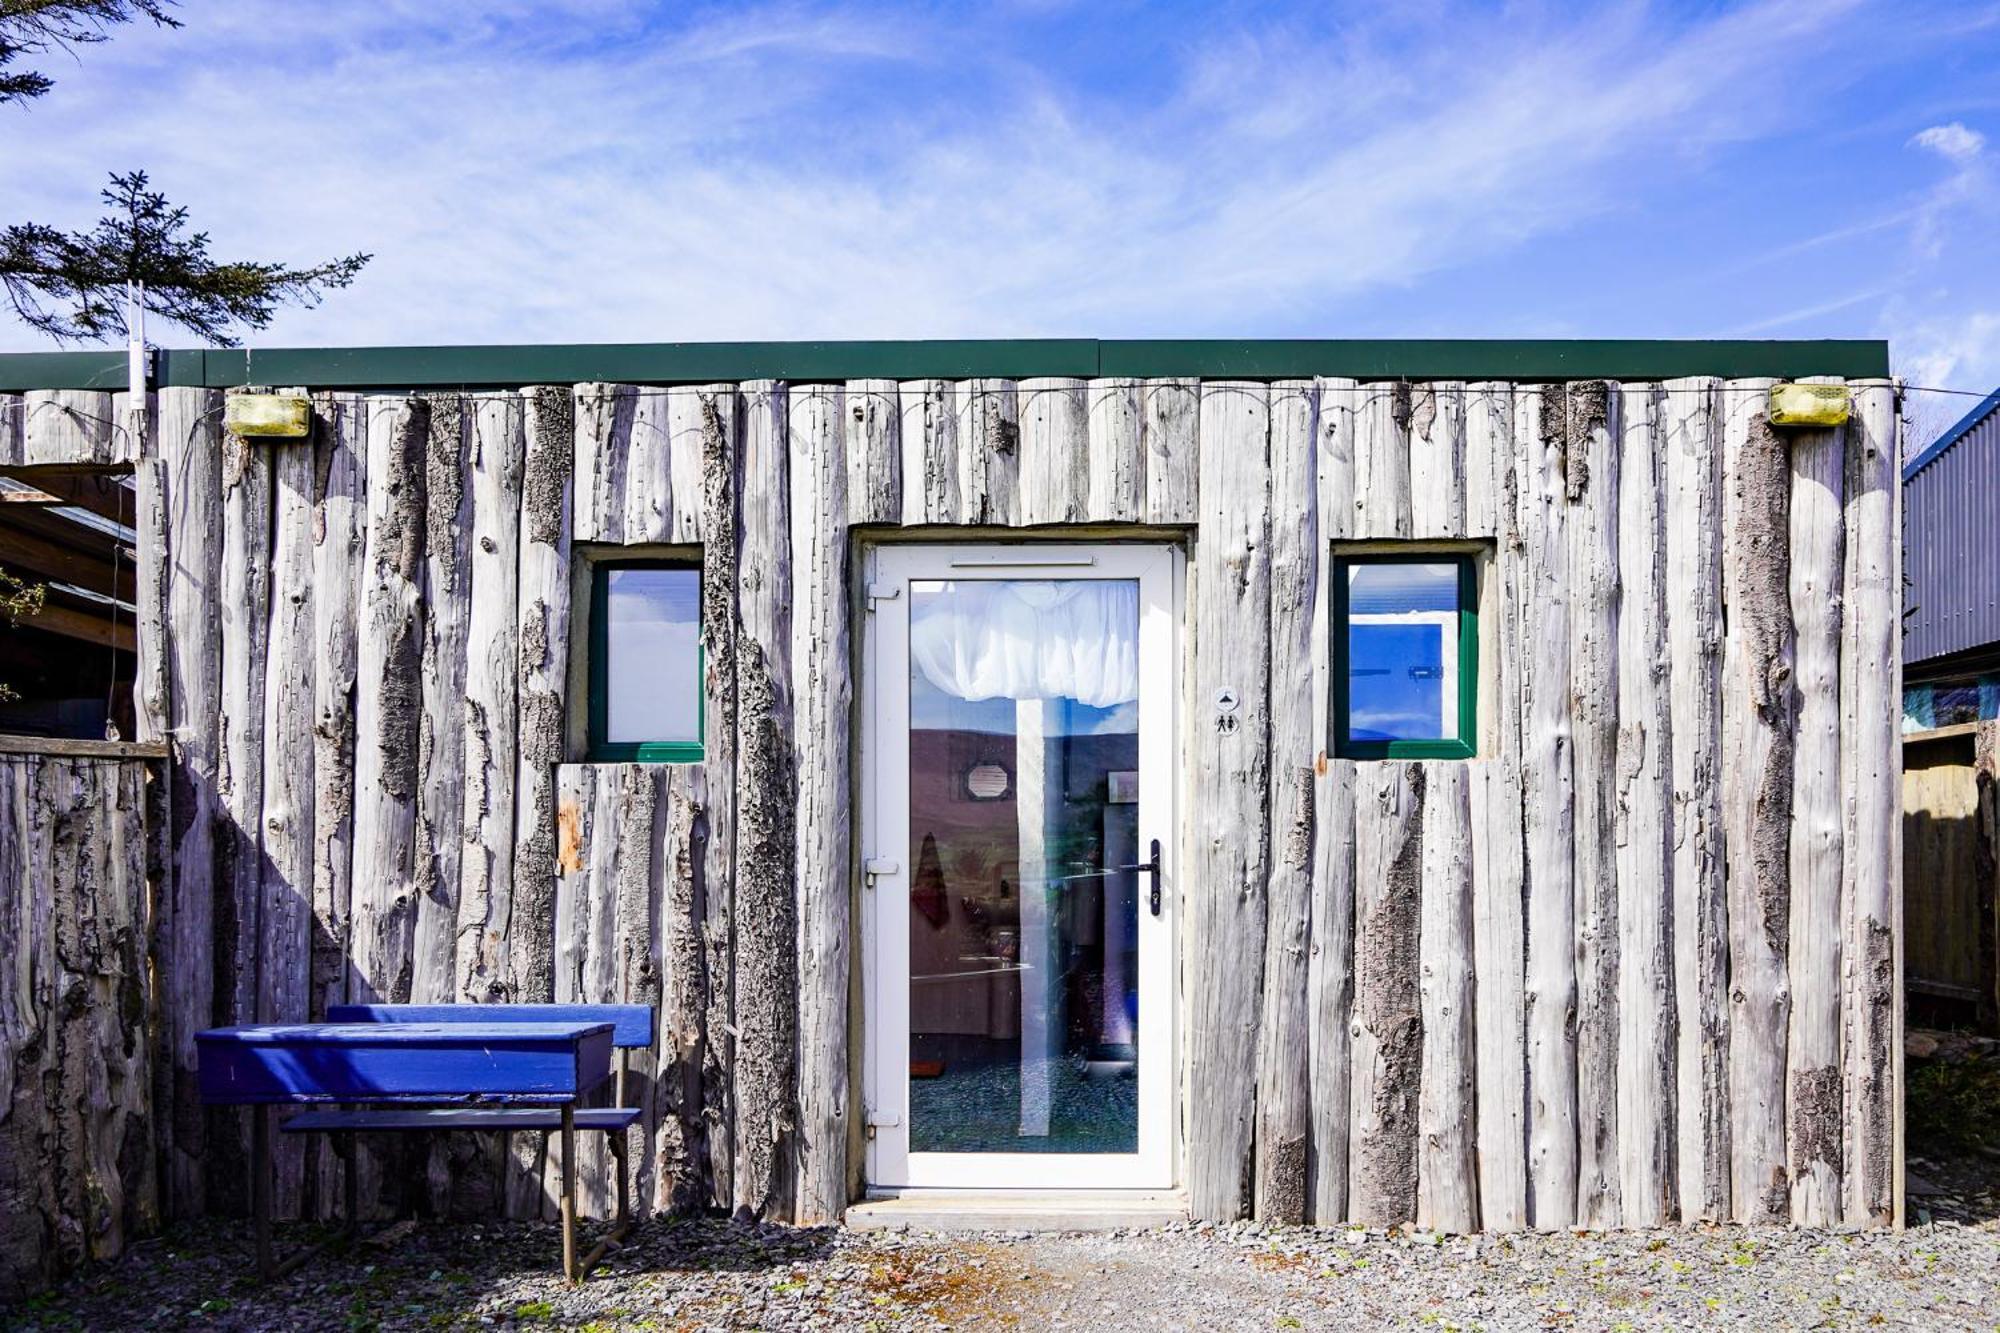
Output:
[[1910, 122, 1987, 162], [0, 0, 1963, 352]]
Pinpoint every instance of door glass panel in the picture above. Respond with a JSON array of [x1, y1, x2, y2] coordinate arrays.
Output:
[[906, 578, 1141, 1155]]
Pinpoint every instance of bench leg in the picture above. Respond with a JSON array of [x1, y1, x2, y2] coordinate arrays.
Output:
[[559, 1106, 579, 1284], [577, 1130, 634, 1277], [253, 1106, 273, 1279]]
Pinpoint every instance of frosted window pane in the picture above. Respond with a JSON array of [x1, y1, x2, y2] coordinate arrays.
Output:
[[605, 567, 701, 745]]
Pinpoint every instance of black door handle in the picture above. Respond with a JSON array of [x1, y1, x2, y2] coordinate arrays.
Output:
[[1118, 839, 1163, 916]]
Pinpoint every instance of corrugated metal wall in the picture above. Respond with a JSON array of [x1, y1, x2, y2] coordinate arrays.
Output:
[[1905, 392, 2000, 666]]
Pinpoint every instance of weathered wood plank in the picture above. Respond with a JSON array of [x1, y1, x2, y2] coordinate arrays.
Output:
[[1842, 379, 1900, 1227], [158, 386, 224, 1217], [552, 765, 619, 1219], [697, 386, 739, 1207], [623, 385, 676, 544], [414, 395, 472, 1007], [571, 382, 630, 544], [350, 397, 429, 1013], [611, 765, 666, 1216], [307, 394, 365, 1218], [1465, 381, 1529, 1231], [1349, 762, 1425, 1227], [1516, 384, 1577, 1229], [1142, 378, 1199, 525], [1409, 383, 1465, 536], [791, 383, 851, 1223], [0, 394, 21, 464], [24, 389, 118, 464], [898, 379, 959, 525], [1355, 383, 1412, 539], [658, 765, 710, 1213], [1663, 377, 1730, 1224], [957, 379, 1020, 526], [1614, 384, 1676, 1226], [1019, 377, 1089, 525], [1307, 377, 1358, 1224], [1787, 395, 1845, 1227], [1086, 376, 1143, 522], [1719, 377, 1792, 1224], [1416, 762, 1476, 1232], [1187, 381, 1271, 1220], [844, 378, 900, 526], [733, 380, 797, 1220], [1254, 380, 1316, 1224], [133, 455, 171, 746], [259, 434, 319, 1218], [1562, 381, 1621, 1229], [456, 393, 525, 1002]]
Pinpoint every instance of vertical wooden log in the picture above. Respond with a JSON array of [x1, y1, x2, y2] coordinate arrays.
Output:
[[308, 394, 364, 1218], [259, 435, 319, 1218], [456, 394, 525, 1001], [733, 380, 797, 1220], [612, 765, 666, 1215], [1614, 384, 1676, 1226], [350, 397, 429, 1012], [666, 385, 709, 545], [1086, 376, 1144, 521], [1663, 377, 1730, 1224], [698, 386, 740, 1208], [1562, 381, 1622, 1229], [24, 389, 116, 463], [504, 386, 574, 1218], [658, 766, 710, 1213], [1307, 378, 1358, 1224], [623, 385, 675, 543], [1466, 382, 1529, 1231], [1143, 379, 1200, 525], [414, 395, 472, 1006], [551, 765, 618, 1218], [844, 378, 900, 527], [132, 456, 172, 745], [1787, 397, 1845, 1227], [1408, 383, 1465, 536], [1517, 384, 1577, 1229], [792, 384, 852, 1223], [957, 379, 1020, 526], [1018, 377, 1089, 525], [158, 387, 223, 1217], [571, 382, 622, 544], [1350, 763, 1425, 1226], [0, 393, 20, 464], [1416, 763, 1476, 1232], [1841, 380, 1900, 1227], [898, 380, 959, 525], [1188, 381, 1271, 1220], [1354, 383, 1413, 539], [1720, 377, 1792, 1224], [212, 411, 272, 1215], [1254, 381, 1316, 1224]]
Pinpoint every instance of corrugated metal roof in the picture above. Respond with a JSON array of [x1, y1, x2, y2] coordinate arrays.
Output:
[[1904, 387, 2000, 665]]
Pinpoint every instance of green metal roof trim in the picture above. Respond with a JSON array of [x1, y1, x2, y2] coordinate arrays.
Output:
[[0, 338, 1890, 392]]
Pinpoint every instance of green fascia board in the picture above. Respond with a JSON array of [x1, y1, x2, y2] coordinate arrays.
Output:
[[0, 338, 1890, 392]]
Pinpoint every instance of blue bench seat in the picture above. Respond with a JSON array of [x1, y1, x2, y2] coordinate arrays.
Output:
[[283, 1106, 643, 1134]]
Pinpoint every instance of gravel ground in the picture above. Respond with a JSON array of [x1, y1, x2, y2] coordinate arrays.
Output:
[[6, 1210, 1998, 1331]]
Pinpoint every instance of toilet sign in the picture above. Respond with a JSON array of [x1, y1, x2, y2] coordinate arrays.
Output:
[[1214, 687, 1241, 734]]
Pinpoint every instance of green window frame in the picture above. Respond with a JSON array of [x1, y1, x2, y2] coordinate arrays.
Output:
[[1332, 551, 1479, 761], [586, 560, 705, 763]]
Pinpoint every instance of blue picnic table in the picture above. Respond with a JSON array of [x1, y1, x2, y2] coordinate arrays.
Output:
[[198, 1005, 651, 1283]]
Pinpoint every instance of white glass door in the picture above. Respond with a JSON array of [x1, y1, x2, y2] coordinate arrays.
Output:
[[862, 543, 1179, 1191]]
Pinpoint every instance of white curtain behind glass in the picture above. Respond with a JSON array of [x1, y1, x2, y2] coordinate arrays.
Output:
[[909, 580, 1139, 708]]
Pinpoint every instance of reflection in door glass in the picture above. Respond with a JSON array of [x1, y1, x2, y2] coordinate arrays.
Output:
[[906, 579, 1141, 1155]]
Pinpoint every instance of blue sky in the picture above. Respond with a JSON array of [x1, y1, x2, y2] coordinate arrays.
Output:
[[1, 0, 1996, 416]]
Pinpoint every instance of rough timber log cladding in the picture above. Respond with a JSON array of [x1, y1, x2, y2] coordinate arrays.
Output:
[[2, 364, 1901, 1239]]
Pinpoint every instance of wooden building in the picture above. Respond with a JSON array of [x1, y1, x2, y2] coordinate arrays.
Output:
[[0, 339, 1904, 1272]]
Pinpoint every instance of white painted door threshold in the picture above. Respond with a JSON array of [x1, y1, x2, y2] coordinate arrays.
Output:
[[845, 1189, 1190, 1233]]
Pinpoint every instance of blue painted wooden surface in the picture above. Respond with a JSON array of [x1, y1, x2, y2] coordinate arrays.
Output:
[[196, 1022, 614, 1105], [327, 1002, 656, 1049], [282, 1106, 643, 1133]]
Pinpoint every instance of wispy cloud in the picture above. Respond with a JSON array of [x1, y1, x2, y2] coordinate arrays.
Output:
[[0, 0, 1994, 389]]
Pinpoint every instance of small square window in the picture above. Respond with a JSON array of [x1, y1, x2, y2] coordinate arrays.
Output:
[[1333, 553, 1478, 760], [588, 562, 704, 762]]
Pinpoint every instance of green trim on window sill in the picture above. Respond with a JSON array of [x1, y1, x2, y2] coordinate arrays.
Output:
[[586, 741, 706, 765]]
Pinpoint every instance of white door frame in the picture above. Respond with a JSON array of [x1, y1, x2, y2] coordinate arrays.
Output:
[[860, 541, 1181, 1192]]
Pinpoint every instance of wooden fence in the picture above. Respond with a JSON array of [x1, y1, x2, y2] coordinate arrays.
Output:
[[1903, 723, 1999, 1030], [0, 740, 163, 1301]]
